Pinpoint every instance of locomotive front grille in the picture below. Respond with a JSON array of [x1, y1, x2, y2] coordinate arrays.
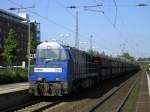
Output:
[[29, 81, 68, 96]]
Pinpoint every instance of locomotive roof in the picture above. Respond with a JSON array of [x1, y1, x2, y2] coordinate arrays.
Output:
[[63, 45, 91, 55], [64, 45, 136, 64], [37, 41, 64, 50]]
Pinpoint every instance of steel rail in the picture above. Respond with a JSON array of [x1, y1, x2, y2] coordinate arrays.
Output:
[[2, 99, 41, 112], [15, 100, 63, 112], [89, 72, 139, 112], [115, 72, 140, 112]]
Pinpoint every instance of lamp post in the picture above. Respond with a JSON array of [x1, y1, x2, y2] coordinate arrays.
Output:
[[27, 20, 31, 80], [21, 20, 31, 80], [59, 33, 69, 45], [17, 20, 31, 81], [67, 6, 79, 49], [136, 3, 148, 7], [90, 35, 93, 51], [80, 41, 88, 51]]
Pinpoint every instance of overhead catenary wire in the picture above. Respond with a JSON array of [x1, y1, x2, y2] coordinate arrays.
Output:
[[111, 0, 140, 57], [7, 0, 99, 49], [7, 0, 118, 54], [52, 1, 113, 51], [112, 0, 118, 27], [94, 0, 148, 58], [92, 0, 138, 57], [117, 8, 141, 58], [93, 0, 132, 47], [54, 0, 75, 19], [7, 0, 75, 33]]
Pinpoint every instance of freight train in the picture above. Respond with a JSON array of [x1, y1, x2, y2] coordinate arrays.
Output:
[[29, 41, 140, 96]]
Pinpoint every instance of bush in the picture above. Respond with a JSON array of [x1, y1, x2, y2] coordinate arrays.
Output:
[[0, 68, 27, 84]]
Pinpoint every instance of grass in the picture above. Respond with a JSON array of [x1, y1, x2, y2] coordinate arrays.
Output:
[[0, 68, 27, 84], [122, 80, 140, 112]]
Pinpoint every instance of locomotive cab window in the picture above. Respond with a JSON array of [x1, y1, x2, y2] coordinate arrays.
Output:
[[37, 48, 69, 62]]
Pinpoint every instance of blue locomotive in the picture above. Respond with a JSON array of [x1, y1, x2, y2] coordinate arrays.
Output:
[[29, 41, 140, 96], [29, 41, 100, 96]]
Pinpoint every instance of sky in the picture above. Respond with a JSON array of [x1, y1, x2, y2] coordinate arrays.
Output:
[[0, 0, 150, 58]]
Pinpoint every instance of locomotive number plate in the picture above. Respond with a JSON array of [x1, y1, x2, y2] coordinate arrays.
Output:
[[34, 68, 62, 73]]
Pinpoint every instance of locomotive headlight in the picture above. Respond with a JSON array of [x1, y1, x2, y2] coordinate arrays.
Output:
[[37, 77, 43, 81], [56, 77, 61, 81]]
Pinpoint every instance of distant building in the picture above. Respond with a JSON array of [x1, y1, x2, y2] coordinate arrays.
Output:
[[18, 11, 41, 43], [0, 9, 40, 66], [30, 20, 40, 43]]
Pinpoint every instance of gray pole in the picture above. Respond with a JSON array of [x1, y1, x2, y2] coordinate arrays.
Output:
[[66, 6, 79, 48], [90, 35, 93, 50], [27, 20, 31, 80], [75, 9, 79, 49]]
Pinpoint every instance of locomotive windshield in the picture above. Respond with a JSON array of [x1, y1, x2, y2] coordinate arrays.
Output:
[[37, 49, 69, 62]]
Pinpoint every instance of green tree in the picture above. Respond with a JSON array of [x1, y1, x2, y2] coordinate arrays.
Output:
[[88, 49, 94, 55], [2, 29, 18, 66], [120, 52, 135, 62], [137, 57, 150, 69], [30, 32, 38, 54], [88, 49, 100, 56]]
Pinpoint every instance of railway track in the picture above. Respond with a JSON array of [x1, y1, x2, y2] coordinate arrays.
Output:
[[15, 100, 63, 112], [89, 71, 141, 112], [38, 71, 140, 112], [115, 74, 139, 112], [2, 99, 41, 112], [3, 98, 63, 112], [1, 72, 141, 112]]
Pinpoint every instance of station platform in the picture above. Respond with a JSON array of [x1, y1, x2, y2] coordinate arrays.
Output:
[[135, 71, 150, 112], [0, 82, 29, 95]]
